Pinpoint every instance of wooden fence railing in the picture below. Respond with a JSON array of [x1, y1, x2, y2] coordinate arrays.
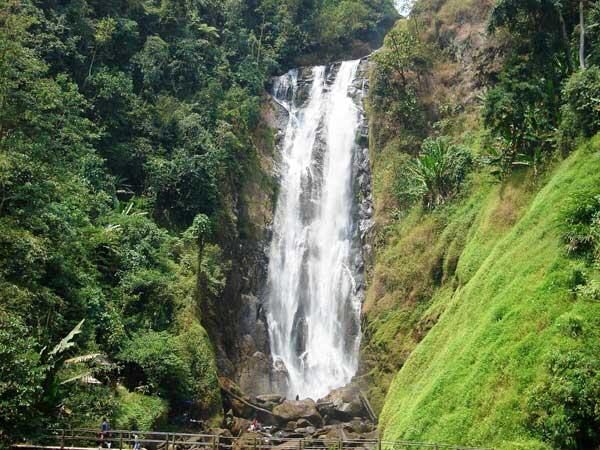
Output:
[[13, 428, 494, 450]]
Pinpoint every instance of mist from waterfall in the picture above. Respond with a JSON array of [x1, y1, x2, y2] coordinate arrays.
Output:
[[266, 61, 363, 400]]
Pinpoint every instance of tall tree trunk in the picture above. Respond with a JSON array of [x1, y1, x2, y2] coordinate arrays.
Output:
[[580, 0, 586, 70]]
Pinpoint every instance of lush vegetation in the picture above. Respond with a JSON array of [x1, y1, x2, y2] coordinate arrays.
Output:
[[7, 0, 600, 447], [364, 0, 600, 449], [0, 0, 396, 445], [378, 143, 600, 450]]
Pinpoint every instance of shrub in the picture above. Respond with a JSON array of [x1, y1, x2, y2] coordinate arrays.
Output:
[[57, 385, 118, 430], [392, 153, 421, 210], [561, 67, 600, 139], [483, 62, 556, 175], [527, 349, 600, 450], [118, 331, 192, 404], [114, 387, 167, 431], [396, 137, 472, 209], [556, 105, 580, 155], [558, 188, 600, 259], [177, 321, 221, 417]]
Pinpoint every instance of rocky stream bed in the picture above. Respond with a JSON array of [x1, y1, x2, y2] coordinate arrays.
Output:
[[212, 379, 379, 445]]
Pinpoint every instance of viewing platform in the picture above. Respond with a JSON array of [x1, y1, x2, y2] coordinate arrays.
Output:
[[14, 429, 494, 450]]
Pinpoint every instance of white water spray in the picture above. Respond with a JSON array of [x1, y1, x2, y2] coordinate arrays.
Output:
[[267, 61, 363, 400]]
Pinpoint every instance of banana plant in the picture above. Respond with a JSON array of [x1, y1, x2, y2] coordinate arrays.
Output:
[[39, 320, 109, 412], [409, 137, 471, 208]]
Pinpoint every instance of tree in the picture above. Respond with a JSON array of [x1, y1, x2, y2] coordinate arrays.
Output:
[[0, 313, 45, 445], [185, 214, 212, 312], [485, 0, 593, 170], [133, 36, 170, 92], [370, 22, 429, 135], [374, 25, 428, 89], [488, 0, 576, 73], [528, 348, 600, 449], [87, 17, 117, 80]]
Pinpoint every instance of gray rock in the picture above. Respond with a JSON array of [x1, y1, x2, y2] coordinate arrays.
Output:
[[233, 432, 262, 450], [208, 428, 233, 438], [256, 394, 284, 404], [317, 385, 367, 422], [343, 418, 375, 434], [295, 418, 312, 428], [272, 399, 323, 427], [238, 351, 272, 395], [271, 357, 290, 396], [294, 426, 316, 435]]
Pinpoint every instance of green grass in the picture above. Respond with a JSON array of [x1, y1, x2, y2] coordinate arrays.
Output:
[[377, 140, 600, 449]]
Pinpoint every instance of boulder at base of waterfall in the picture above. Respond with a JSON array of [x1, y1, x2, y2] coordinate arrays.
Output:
[[294, 426, 316, 436], [219, 377, 258, 418], [295, 418, 312, 428], [343, 418, 375, 434], [272, 399, 323, 427], [271, 358, 291, 396], [238, 351, 273, 396], [229, 397, 253, 418], [316, 385, 367, 422], [255, 394, 285, 410]]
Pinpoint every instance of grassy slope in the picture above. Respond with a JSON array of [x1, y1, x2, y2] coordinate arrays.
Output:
[[377, 140, 600, 449]]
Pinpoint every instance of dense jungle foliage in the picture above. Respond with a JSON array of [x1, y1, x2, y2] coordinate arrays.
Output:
[[0, 0, 397, 444], [365, 0, 600, 449]]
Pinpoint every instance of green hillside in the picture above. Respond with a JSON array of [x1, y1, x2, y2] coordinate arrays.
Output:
[[379, 143, 600, 449], [362, 1, 600, 449]]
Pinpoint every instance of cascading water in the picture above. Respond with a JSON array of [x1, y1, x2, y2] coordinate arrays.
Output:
[[266, 61, 364, 400]]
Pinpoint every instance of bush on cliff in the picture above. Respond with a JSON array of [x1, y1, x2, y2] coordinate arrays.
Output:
[[394, 137, 472, 209], [563, 66, 600, 138]]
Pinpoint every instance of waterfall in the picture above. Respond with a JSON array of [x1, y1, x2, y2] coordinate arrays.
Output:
[[394, 0, 413, 15], [266, 61, 364, 400]]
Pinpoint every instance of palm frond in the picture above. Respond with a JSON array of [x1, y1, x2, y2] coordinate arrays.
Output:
[[48, 319, 85, 358], [61, 373, 102, 385], [64, 353, 103, 365]]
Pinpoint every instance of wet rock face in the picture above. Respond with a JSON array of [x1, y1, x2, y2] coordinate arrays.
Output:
[[352, 58, 375, 270], [237, 352, 273, 396]]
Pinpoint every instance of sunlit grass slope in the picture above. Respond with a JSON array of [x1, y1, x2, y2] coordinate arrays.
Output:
[[378, 140, 600, 449]]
